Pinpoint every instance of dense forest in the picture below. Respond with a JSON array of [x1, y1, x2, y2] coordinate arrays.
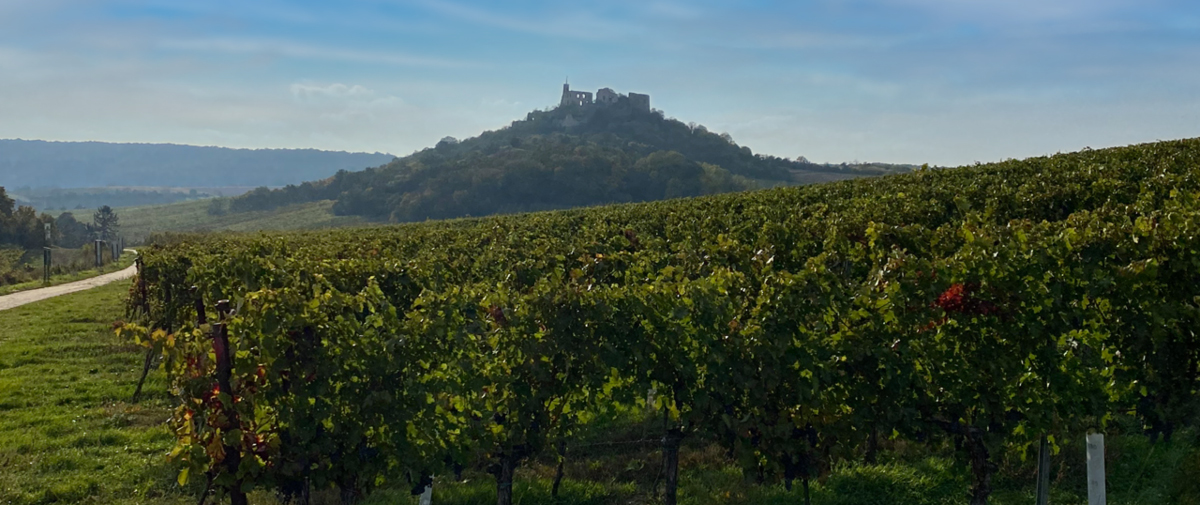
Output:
[[0, 140, 394, 188], [229, 101, 911, 222]]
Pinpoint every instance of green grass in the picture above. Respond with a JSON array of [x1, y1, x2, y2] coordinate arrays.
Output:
[[0, 281, 1195, 505], [0, 251, 137, 297], [355, 433, 1197, 505], [343, 414, 1199, 505], [0, 247, 24, 273], [0, 281, 193, 505], [119, 199, 366, 243]]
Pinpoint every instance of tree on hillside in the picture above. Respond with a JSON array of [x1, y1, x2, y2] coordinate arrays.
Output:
[[207, 198, 229, 216], [55, 212, 93, 248], [0, 186, 56, 248], [0, 187, 14, 218], [93, 205, 119, 241]]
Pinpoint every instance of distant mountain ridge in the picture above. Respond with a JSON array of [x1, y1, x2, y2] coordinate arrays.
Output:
[[230, 99, 912, 222], [0, 139, 395, 188]]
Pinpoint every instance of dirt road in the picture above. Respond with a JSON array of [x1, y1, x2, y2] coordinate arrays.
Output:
[[0, 257, 138, 312]]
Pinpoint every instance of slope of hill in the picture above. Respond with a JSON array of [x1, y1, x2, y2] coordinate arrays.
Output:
[[230, 100, 911, 222], [119, 199, 365, 243], [0, 140, 395, 188]]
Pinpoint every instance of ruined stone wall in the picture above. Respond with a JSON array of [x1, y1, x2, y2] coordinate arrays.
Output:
[[560, 83, 648, 111], [628, 92, 650, 112], [596, 87, 618, 105], [561, 87, 594, 107]]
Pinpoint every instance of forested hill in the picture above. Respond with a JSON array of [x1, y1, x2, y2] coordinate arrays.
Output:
[[230, 101, 912, 222], [0, 140, 394, 188]]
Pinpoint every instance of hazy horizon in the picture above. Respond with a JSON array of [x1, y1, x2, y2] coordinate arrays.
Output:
[[1, 0, 1197, 167]]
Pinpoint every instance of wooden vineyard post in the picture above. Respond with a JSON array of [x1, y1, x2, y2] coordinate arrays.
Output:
[[192, 286, 206, 325], [1035, 435, 1050, 505], [662, 428, 682, 505], [130, 258, 155, 404], [192, 289, 248, 505], [138, 259, 150, 315], [213, 299, 247, 505], [496, 452, 516, 505], [1086, 433, 1106, 505]]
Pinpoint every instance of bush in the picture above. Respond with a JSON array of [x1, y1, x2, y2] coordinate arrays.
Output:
[[823, 460, 965, 505]]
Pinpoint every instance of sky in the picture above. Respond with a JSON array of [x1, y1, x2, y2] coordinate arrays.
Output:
[[0, 0, 1198, 166]]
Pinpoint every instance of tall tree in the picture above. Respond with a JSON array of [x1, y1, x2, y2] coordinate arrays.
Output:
[[55, 212, 92, 248], [0, 187, 13, 244], [93, 205, 119, 241], [0, 187, 14, 218]]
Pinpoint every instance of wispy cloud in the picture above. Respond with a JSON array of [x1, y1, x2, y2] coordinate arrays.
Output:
[[640, 1, 704, 21], [411, 0, 634, 40], [290, 82, 405, 122], [160, 37, 477, 68], [291, 83, 379, 100], [741, 30, 910, 51], [881, 0, 1148, 23]]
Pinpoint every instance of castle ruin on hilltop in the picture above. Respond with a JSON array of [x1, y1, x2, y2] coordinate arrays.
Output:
[[560, 82, 650, 112]]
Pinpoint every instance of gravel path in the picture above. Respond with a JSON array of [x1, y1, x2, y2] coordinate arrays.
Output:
[[0, 254, 138, 312]]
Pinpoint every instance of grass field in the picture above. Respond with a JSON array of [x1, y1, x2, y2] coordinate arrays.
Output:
[[118, 199, 366, 243], [0, 282, 192, 504], [0, 282, 1196, 504]]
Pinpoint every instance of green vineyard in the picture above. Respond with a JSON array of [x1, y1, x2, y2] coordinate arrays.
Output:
[[129, 139, 1200, 504]]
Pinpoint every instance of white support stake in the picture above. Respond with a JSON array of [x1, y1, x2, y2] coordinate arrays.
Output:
[[1086, 433, 1106, 505], [419, 483, 433, 505]]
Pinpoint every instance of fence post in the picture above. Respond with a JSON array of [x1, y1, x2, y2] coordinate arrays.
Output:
[[43, 223, 51, 284], [1086, 433, 1106, 505]]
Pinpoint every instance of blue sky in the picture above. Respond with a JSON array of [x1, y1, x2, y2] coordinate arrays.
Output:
[[1, 0, 1197, 166]]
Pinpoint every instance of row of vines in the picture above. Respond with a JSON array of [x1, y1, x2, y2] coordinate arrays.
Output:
[[127, 139, 1200, 505]]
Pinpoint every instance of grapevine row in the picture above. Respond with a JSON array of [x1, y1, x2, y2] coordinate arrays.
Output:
[[127, 139, 1200, 505]]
